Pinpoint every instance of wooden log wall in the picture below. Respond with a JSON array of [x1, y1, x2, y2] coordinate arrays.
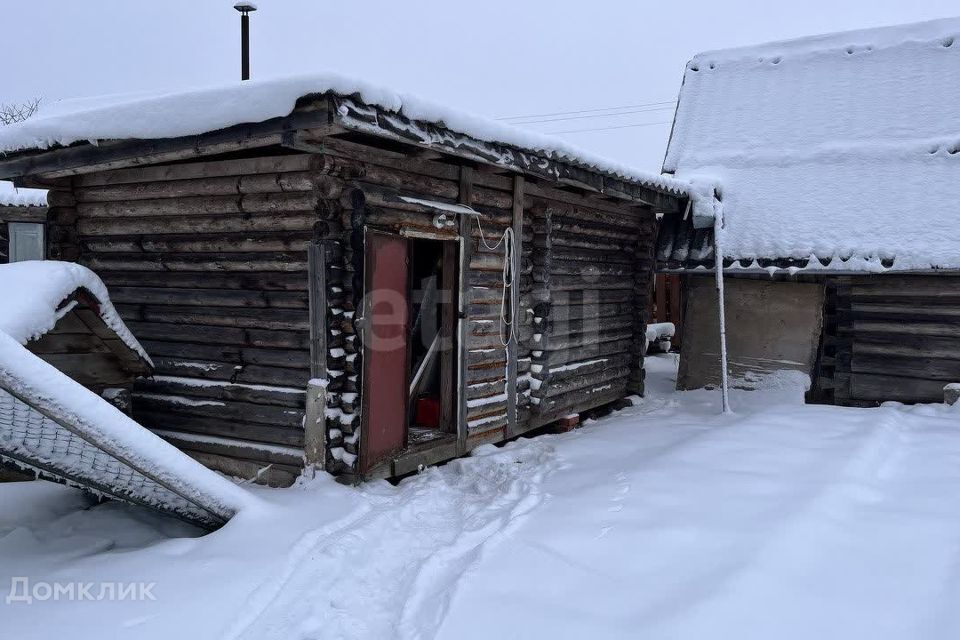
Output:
[[47, 136, 663, 483], [524, 193, 655, 426], [816, 275, 960, 406], [49, 154, 336, 487]]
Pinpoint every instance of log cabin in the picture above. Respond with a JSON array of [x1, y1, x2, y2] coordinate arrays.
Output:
[[0, 76, 692, 485], [658, 17, 960, 407]]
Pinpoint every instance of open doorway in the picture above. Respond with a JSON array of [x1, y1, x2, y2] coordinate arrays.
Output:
[[358, 231, 459, 476], [407, 238, 458, 447]]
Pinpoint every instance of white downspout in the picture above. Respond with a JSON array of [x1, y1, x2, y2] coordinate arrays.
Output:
[[713, 206, 731, 413]]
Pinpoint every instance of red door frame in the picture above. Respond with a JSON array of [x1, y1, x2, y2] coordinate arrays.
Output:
[[358, 230, 411, 474]]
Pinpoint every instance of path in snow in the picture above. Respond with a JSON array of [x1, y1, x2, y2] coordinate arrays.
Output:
[[224, 439, 558, 640], [6, 354, 960, 640], [435, 357, 960, 640]]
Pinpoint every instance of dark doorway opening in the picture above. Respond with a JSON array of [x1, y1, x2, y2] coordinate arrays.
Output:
[[407, 237, 457, 447]]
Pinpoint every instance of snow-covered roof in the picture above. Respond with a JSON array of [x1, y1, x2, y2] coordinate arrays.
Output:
[[664, 17, 960, 272], [0, 180, 46, 207], [0, 72, 689, 198], [0, 261, 149, 364]]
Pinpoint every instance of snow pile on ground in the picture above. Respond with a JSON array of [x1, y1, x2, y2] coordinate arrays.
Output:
[[0, 180, 46, 207], [5, 354, 960, 639], [665, 17, 960, 270], [0, 73, 687, 195]]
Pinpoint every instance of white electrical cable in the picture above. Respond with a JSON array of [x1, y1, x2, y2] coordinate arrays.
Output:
[[473, 214, 517, 347]]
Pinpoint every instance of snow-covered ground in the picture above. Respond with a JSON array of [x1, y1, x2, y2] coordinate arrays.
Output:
[[3, 354, 960, 639]]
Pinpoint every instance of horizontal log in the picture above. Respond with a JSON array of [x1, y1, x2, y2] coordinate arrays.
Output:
[[76, 191, 323, 218], [134, 392, 304, 428], [76, 154, 322, 187], [82, 232, 315, 255], [183, 450, 299, 487], [535, 338, 634, 366], [76, 172, 337, 203], [539, 205, 651, 231], [134, 409, 305, 448], [82, 253, 310, 273], [78, 212, 319, 236], [535, 380, 628, 415], [97, 270, 310, 292], [139, 339, 309, 369], [126, 321, 309, 350], [532, 219, 641, 243], [116, 304, 309, 331], [109, 286, 308, 310], [852, 352, 960, 382], [153, 430, 304, 467], [848, 372, 945, 403], [534, 329, 634, 352], [534, 353, 633, 383], [532, 389, 628, 427], [136, 377, 305, 409], [534, 233, 632, 253], [150, 357, 310, 387], [544, 316, 634, 339], [536, 366, 630, 400], [533, 246, 635, 265], [535, 274, 635, 291]]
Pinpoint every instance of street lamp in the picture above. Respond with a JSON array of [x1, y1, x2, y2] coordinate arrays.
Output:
[[234, 2, 257, 81]]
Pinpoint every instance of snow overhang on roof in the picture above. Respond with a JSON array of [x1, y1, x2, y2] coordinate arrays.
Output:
[[0, 73, 690, 211], [0, 180, 46, 208], [662, 16, 960, 273]]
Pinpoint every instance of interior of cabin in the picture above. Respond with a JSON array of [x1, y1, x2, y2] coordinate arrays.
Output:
[[405, 237, 458, 448]]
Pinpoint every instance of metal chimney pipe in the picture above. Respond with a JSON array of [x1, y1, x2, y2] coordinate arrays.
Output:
[[234, 2, 257, 80]]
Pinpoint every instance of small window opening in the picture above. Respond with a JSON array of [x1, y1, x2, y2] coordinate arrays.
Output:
[[8, 222, 45, 262]]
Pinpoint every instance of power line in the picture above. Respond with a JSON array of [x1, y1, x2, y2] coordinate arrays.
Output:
[[546, 120, 673, 135], [497, 99, 676, 122], [502, 104, 676, 126]]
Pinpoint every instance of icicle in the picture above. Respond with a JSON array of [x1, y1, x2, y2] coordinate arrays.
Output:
[[714, 207, 732, 414]]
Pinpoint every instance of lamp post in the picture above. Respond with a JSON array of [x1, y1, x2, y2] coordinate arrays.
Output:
[[234, 2, 257, 81]]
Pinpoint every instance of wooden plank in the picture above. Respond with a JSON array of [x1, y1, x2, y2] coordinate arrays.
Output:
[[505, 175, 523, 436], [0, 206, 48, 223], [38, 353, 131, 386], [456, 166, 474, 456], [0, 106, 331, 180], [303, 380, 327, 470], [307, 241, 328, 379], [441, 241, 458, 434]]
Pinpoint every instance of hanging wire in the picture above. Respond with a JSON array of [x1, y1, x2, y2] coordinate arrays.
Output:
[[473, 214, 517, 347]]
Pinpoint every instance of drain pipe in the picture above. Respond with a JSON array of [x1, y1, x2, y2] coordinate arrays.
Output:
[[713, 201, 731, 413]]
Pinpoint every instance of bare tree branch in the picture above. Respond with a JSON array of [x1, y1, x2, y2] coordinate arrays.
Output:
[[0, 98, 41, 125]]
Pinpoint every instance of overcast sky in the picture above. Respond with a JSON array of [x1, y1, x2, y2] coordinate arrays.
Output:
[[1, 1, 957, 170]]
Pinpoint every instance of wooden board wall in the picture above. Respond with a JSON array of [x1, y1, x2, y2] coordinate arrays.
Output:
[[817, 275, 960, 405]]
